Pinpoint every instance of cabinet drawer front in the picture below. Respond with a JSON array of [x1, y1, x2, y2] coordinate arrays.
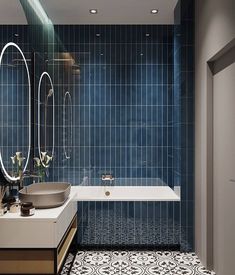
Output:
[[0, 220, 54, 248]]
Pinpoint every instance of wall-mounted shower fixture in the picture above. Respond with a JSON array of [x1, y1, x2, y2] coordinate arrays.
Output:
[[0, 42, 31, 182], [47, 52, 91, 76], [101, 174, 115, 187], [47, 53, 75, 66], [38, 71, 54, 167], [44, 88, 54, 156], [46, 53, 81, 75], [63, 91, 72, 160], [12, 58, 32, 63], [1, 57, 31, 67], [101, 174, 115, 181]]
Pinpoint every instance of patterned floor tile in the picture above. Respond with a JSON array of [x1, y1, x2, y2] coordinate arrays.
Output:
[[60, 253, 75, 275], [79, 209, 184, 247], [67, 250, 216, 275]]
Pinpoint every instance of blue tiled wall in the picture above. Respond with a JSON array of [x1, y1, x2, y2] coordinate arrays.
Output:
[[54, 25, 175, 186], [0, 0, 194, 251], [178, 0, 195, 251], [52, 25, 188, 249]]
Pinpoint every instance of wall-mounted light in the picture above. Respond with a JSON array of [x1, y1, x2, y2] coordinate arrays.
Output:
[[90, 9, 98, 14], [38, 72, 55, 167], [151, 9, 159, 14], [0, 42, 31, 182]]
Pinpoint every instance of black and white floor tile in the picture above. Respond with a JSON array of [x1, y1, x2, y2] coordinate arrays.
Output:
[[61, 250, 216, 275], [79, 209, 184, 248], [60, 253, 75, 275]]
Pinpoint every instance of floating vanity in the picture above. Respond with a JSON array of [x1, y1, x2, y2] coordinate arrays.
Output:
[[0, 184, 180, 274], [0, 190, 77, 275]]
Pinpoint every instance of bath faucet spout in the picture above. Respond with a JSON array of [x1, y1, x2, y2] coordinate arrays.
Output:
[[101, 174, 115, 186]]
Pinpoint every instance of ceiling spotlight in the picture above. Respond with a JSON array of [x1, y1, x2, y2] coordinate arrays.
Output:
[[96, 33, 101, 37], [90, 9, 98, 14], [151, 9, 159, 14], [145, 33, 150, 37], [14, 33, 19, 37]]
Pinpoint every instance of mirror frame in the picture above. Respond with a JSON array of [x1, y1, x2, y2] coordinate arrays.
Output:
[[0, 42, 31, 182], [38, 71, 54, 167]]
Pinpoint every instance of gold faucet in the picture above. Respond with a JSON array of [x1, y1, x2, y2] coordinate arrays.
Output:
[[18, 171, 42, 189]]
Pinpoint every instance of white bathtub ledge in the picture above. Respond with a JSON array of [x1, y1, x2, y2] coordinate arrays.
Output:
[[71, 186, 180, 201]]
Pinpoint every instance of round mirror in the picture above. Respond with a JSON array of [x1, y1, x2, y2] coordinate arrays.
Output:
[[0, 42, 31, 182], [63, 91, 72, 159], [38, 72, 54, 167]]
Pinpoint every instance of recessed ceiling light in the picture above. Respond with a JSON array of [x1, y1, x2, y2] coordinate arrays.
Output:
[[145, 33, 150, 37], [151, 9, 159, 14], [96, 33, 101, 37], [90, 9, 98, 14], [14, 33, 19, 37]]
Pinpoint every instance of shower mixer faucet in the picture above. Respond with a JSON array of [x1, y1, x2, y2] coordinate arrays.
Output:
[[101, 174, 115, 186]]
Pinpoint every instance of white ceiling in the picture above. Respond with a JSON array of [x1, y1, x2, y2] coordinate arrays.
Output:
[[0, 0, 178, 25], [0, 0, 27, 24], [40, 0, 178, 24]]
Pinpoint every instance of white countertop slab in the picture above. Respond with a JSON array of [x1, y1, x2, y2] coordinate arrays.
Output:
[[0, 189, 77, 222], [0, 185, 179, 222]]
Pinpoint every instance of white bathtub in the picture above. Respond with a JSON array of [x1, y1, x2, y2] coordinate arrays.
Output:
[[72, 186, 180, 201]]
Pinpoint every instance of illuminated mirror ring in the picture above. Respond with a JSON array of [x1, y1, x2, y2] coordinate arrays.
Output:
[[38, 72, 55, 168], [63, 91, 72, 159], [0, 42, 31, 182]]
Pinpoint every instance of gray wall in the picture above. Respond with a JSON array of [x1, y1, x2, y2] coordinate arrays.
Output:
[[195, 0, 235, 268]]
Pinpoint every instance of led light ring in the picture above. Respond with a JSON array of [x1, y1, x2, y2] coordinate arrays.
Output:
[[63, 91, 72, 159], [38, 72, 54, 167], [0, 42, 31, 182]]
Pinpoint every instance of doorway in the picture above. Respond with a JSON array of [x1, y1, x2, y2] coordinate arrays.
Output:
[[209, 40, 235, 275]]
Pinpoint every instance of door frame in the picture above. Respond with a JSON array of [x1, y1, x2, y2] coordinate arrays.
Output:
[[206, 38, 235, 269]]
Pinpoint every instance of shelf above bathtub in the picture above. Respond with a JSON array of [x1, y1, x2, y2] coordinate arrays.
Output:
[[72, 186, 180, 201]]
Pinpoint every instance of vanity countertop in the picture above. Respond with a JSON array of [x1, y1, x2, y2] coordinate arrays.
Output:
[[0, 189, 77, 222]]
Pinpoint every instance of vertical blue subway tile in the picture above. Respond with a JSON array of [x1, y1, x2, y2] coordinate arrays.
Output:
[[0, 22, 194, 249]]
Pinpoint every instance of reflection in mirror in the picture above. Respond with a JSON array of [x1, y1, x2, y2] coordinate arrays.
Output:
[[38, 72, 54, 167], [0, 42, 31, 182], [63, 91, 72, 159]]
